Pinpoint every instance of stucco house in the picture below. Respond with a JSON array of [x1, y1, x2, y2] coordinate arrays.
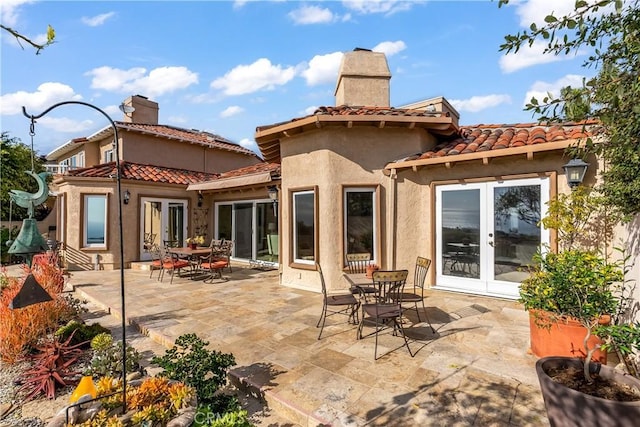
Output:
[[253, 48, 622, 300], [46, 48, 638, 306], [46, 94, 277, 270]]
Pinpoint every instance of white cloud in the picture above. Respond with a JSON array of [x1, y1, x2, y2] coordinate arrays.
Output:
[[0, 82, 82, 115], [0, 0, 33, 27], [86, 66, 198, 97], [342, 0, 416, 16], [36, 116, 95, 133], [81, 12, 116, 27], [168, 115, 188, 124], [301, 51, 344, 86], [373, 40, 406, 57], [211, 58, 297, 96], [238, 137, 260, 154], [524, 74, 585, 107], [303, 105, 318, 116], [513, 0, 577, 28], [220, 105, 244, 118], [450, 94, 512, 113], [288, 5, 335, 25], [499, 41, 578, 73]]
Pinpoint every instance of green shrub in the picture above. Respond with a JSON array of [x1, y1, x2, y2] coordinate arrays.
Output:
[[151, 333, 236, 406], [194, 405, 252, 427], [86, 336, 143, 378], [55, 320, 110, 347]]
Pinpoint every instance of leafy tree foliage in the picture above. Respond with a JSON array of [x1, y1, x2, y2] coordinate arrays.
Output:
[[499, 0, 640, 215], [1, 132, 48, 221]]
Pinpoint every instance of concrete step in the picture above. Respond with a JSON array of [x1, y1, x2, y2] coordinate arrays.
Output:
[[229, 367, 329, 427]]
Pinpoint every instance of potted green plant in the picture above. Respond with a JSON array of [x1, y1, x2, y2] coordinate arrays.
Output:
[[520, 186, 625, 361], [519, 188, 640, 425], [520, 248, 621, 362]]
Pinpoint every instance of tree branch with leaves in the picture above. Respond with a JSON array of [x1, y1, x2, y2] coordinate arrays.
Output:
[[499, 0, 640, 215], [1, 24, 55, 54]]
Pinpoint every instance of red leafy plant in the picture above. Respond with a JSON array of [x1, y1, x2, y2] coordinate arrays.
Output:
[[17, 330, 88, 401]]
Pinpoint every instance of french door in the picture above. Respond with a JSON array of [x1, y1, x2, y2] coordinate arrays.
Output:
[[435, 177, 549, 299], [215, 199, 278, 264], [139, 198, 188, 260]]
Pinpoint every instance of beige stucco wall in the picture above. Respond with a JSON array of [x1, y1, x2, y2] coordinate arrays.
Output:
[[278, 126, 436, 292], [276, 123, 591, 294], [120, 131, 260, 173], [53, 179, 198, 270]]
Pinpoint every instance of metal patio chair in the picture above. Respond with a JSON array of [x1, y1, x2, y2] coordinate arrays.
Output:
[[357, 269, 414, 360], [316, 263, 360, 340], [395, 256, 435, 332], [346, 252, 377, 301]]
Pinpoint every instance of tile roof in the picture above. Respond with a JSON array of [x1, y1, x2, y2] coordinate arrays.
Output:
[[217, 162, 280, 179], [66, 161, 220, 185], [393, 120, 599, 163], [312, 105, 451, 118], [115, 122, 258, 157]]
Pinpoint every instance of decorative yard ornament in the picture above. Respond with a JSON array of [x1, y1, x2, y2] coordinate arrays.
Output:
[[7, 118, 52, 266], [8, 170, 51, 218], [8, 273, 53, 309]]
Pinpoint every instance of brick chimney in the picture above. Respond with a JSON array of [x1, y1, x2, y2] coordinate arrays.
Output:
[[121, 95, 159, 124], [334, 48, 391, 107]]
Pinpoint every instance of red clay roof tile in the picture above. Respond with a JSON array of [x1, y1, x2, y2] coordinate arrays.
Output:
[[67, 162, 220, 185], [403, 120, 599, 161], [115, 122, 258, 157]]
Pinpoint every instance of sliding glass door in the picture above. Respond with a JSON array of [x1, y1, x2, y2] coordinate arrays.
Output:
[[435, 177, 549, 299], [215, 199, 278, 264]]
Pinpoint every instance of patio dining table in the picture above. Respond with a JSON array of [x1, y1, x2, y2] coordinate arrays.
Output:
[[168, 247, 211, 279]]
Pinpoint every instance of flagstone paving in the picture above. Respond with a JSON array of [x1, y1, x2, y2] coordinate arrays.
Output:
[[66, 264, 549, 426]]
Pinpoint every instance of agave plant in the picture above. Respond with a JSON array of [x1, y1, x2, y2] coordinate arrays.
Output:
[[18, 330, 88, 401]]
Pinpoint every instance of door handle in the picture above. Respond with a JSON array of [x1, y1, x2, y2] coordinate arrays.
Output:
[[488, 241, 494, 247]]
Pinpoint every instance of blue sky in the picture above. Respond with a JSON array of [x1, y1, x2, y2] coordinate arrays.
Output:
[[1, 0, 593, 159]]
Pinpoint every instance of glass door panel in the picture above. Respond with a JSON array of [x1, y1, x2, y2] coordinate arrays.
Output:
[[234, 203, 253, 259], [140, 198, 187, 260], [436, 178, 548, 299]]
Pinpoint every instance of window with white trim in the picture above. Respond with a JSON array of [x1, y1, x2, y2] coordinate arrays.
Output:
[[292, 190, 315, 264], [84, 195, 107, 247], [104, 149, 115, 163], [344, 187, 377, 262]]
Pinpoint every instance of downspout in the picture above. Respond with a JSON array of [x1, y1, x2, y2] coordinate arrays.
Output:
[[387, 168, 398, 270]]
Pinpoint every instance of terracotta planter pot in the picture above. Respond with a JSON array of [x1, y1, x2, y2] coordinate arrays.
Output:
[[529, 310, 609, 363], [189, 243, 197, 249], [536, 356, 640, 427], [365, 265, 379, 279]]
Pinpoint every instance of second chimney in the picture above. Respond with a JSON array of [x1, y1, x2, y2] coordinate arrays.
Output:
[[334, 48, 391, 108]]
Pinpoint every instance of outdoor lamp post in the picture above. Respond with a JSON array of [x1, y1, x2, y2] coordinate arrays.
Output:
[[22, 101, 129, 412], [562, 158, 589, 189]]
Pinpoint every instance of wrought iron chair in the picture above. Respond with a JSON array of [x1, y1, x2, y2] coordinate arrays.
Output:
[[395, 257, 435, 332], [346, 252, 377, 300], [199, 245, 230, 283], [148, 244, 165, 280], [159, 246, 190, 284], [316, 263, 360, 340], [357, 269, 414, 360]]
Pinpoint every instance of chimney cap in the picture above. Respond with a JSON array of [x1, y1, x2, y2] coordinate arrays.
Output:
[[354, 47, 372, 52]]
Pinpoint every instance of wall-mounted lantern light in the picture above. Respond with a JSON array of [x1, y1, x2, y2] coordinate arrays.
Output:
[[123, 189, 131, 205], [562, 158, 589, 189], [267, 185, 278, 216], [197, 192, 203, 207]]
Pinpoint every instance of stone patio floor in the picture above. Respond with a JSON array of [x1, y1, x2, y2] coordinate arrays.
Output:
[[64, 264, 549, 426]]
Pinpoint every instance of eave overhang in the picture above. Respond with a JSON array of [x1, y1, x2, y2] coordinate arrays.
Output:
[[256, 114, 456, 164], [384, 139, 576, 175]]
